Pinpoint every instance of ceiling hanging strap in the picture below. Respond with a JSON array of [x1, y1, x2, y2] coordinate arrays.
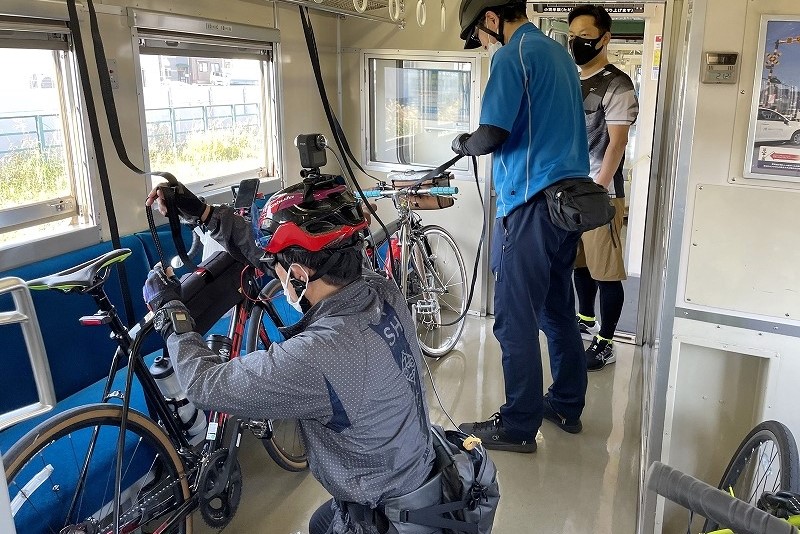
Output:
[[354, 0, 369, 14], [389, 0, 402, 22]]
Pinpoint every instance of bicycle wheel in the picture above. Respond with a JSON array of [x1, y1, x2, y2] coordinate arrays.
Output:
[[703, 420, 800, 532], [245, 279, 308, 472], [4, 403, 191, 534], [408, 225, 467, 357]]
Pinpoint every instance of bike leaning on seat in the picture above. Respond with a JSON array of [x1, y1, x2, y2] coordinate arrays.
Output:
[[2, 184, 305, 534]]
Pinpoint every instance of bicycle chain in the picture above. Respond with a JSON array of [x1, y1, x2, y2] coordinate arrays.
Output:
[[106, 461, 200, 532]]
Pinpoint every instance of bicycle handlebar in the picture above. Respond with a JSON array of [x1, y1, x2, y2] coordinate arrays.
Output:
[[362, 186, 459, 198], [646, 461, 798, 534]]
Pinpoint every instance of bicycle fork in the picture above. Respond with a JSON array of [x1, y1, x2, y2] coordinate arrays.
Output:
[[400, 228, 442, 327]]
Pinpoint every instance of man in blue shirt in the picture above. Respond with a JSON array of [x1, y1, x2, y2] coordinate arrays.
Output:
[[453, 0, 590, 452]]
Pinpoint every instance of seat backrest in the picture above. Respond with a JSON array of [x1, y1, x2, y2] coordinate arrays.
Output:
[[0, 236, 153, 414]]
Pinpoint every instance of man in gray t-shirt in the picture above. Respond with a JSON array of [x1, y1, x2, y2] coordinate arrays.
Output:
[[144, 179, 435, 534], [568, 5, 639, 371]]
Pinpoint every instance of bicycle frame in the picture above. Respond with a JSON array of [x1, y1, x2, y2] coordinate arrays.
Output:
[[369, 198, 450, 318], [65, 260, 283, 532]]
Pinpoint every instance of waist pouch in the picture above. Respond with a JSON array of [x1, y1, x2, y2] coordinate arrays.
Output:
[[543, 178, 616, 232], [390, 171, 455, 210], [179, 250, 245, 334]]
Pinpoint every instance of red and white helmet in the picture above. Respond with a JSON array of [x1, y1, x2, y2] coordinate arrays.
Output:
[[257, 180, 367, 254]]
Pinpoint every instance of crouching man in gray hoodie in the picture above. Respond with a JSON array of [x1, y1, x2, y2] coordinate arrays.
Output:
[[144, 178, 437, 534]]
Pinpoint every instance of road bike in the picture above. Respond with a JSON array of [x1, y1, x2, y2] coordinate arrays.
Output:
[[3, 202, 304, 534], [363, 182, 466, 357]]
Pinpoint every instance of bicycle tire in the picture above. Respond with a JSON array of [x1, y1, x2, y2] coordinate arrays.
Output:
[[408, 225, 467, 357], [703, 420, 800, 532], [245, 278, 309, 472], [4, 403, 192, 534]]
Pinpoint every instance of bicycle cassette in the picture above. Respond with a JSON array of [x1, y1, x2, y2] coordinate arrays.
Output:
[[198, 448, 243, 529]]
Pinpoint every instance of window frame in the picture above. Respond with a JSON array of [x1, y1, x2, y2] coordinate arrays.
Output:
[[130, 10, 283, 196], [360, 49, 483, 180], [0, 18, 98, 260]]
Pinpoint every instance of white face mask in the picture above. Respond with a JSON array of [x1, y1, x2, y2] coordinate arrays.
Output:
[[280, 263, 308, 314], [487, 41, 502, 59]]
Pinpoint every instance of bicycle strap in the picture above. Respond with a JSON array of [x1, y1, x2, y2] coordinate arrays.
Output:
[[397, 154, 465, 188], [65, 0, 135, 327], [300, 7, 398, 270], [67, 0, 195, 272]]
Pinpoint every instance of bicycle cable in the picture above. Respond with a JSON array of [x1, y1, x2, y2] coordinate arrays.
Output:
[[421, 348, 461, 431], [436, 155, 486, 328]]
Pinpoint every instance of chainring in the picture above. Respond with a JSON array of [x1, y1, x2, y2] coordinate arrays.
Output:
[[198, 448, 243, 529]]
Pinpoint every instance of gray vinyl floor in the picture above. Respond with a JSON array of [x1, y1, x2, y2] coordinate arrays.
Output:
[[196, 315, 643, 533]]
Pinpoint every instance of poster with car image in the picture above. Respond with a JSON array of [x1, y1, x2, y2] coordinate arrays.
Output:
[[745, 16, 800, 181]]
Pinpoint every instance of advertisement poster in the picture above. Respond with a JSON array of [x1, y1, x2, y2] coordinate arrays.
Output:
[[745, 16, 800, 181]]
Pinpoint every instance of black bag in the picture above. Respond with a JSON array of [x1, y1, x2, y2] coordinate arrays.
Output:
[[179, 251, 245, 335], [543, 178, 616, 232]]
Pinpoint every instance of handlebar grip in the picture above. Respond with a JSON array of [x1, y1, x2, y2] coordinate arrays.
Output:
[[362, 190, 383, 198], [646, 462, 797, 534], [429, 186, 458, 195]]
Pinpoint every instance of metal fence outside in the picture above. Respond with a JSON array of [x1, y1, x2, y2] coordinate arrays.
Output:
[[0, 102, 262, 159]]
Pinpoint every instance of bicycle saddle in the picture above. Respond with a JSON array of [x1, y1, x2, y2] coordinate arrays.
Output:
[[27, 248, 132, 293]]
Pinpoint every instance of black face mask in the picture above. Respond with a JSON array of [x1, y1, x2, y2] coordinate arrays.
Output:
[[570, 35, 604, 66]]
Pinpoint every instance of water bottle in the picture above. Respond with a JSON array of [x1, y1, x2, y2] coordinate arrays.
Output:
[[148, 355, 182, 398], [173, 398, 208, 446], [148, 354, 208, 445], [206, 334, 233, 361]]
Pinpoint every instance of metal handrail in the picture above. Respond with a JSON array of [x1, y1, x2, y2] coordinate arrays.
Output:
[[0, 277, 56, 431]]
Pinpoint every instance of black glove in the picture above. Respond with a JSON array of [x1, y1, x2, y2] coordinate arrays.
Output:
[[451, 133, 472, 156], [161, 182, 207, 223], [143, 263, 182, 313]]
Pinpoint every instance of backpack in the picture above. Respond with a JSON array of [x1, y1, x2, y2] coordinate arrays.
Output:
[[383, 425, 500, 534]]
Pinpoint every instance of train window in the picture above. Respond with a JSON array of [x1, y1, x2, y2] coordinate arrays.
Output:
[[0, 23, 92, 250], [135, 13, 280, 191], [363, 52, 479, 173]]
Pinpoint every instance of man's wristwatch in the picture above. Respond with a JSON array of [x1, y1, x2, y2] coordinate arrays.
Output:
[[153, 307, 195, 337]]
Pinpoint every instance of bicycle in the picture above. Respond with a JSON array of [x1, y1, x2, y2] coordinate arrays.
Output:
[[362, 181, 467, 357], [648, 420, 800, 534], [3, 205, 305, 534]]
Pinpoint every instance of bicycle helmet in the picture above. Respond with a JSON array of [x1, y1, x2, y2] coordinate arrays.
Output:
[[257, 178, 367, 255], [458, 0, 524, 48]]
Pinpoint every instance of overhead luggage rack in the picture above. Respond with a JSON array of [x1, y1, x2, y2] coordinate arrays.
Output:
[[278, 0, 405, 27]]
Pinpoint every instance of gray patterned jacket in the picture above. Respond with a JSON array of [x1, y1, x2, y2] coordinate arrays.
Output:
[[165, 205, 435, 530]]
